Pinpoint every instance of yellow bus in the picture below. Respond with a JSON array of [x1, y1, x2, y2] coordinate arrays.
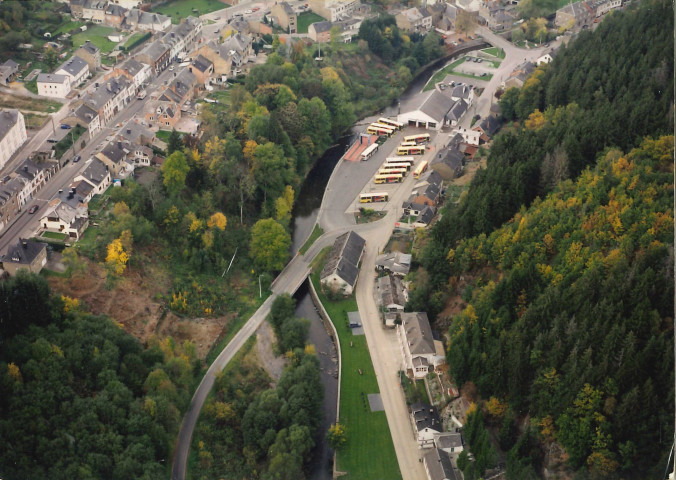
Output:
[[374, 173, 404, 184], [381, 162, 411, 171], [412, 160, 429, 179], [398, 145, 425, 155], [403, 133, 431, 144], [378, 167, 407, 176], [400, 141, 418, 147], [378, 117, 404, 130], [366, 124, 394, 136], [359, 192, 389, 203]]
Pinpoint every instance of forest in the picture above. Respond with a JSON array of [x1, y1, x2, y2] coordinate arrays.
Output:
[[407, 1, 674, 477], [0, 272, 198, 479], [191, 295, 322, 480]]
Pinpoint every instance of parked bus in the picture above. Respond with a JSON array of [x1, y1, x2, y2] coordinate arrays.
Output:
[[378, 167, 407, 176], [359, 192, 389, 203], [381, 162, 411, 171], [366, 124, 394, 136], [403, 133, 431, 144], [400, 141, 418, 147], [386, 156, 415, 166], [377, 117, 404, 130], [361, 143, 379, 161], [372, 123, 396, 133], [374, 173, 404, 184], [412, 160, 429, 179], [398, 145, 425, 155]]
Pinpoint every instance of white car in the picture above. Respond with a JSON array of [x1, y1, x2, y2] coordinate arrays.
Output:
[[244, 9, 253, 14]]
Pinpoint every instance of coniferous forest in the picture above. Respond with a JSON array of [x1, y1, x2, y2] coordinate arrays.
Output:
[[410, 1, 674, 477]]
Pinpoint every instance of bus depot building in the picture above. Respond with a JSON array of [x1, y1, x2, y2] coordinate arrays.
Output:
[[397, 89, 469, 131]]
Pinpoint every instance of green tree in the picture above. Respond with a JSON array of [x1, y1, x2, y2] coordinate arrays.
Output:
[[327, 423, 347, 450], [161, 151, 190, 197], [167, 129, 183, 154], [249, 218, 291, 272]]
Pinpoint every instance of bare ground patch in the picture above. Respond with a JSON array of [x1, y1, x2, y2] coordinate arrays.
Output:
[[254, 321, 286, 383]]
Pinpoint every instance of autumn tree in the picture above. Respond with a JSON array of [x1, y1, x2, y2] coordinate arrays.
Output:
[[106, 236, 130, 276], [250, 218, 291, 272], [327, 423, 347, 450], [162, 151, 190, 196]]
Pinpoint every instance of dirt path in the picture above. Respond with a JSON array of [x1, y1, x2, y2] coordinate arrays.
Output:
[[254, 321, 286, 383]]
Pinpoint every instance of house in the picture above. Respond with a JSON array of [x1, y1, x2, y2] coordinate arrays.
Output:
[[430, 147, 464, 180], [411, 403, 443, 448], [125, 8, 172, 32], [144, 99, 181, 129], [74, 158, 111, 198], [79, 75, 134, 125], [0, 110, 27, 169], [13, 159, 53, 206], [595, 0, 622, 16], [472, 115, 502, 143], [55, 55, 89, 88], [309, 0, 359, 21], [555, 0, 594, 29], [402, 199, 428, 217], [423, 448, 462, 480], [333, 17, 361, 42], [0, 177, 23, 230], [434, 432, 464, 453], [398, 90, 465, 130], [449, 84, 473, 104], [95, 140, 135, 178], [376, 274, 407, 312], [37, 73, 71, 98], [407, 179, 442, 207], [161, 16, 203, 61], [74, 41, 101, 71], [396, 7, 433, 33], [537, 51, 554, 65], [136, 40, 171, 74], [320, 230, 366, 295], [503, 61, 535, 89], [108, 57, 152, 91], [0, 60, 19, 85], [375, 251, 412, 277], [414, 205, 435, 227], [104, 2, 128, 27], [78, 0, 108, 23], [308, 21, 333, 42], [271, 2, 297, 33], [117, 120, 155, 146], [188, 55, 214, 86], [40, 201, 89, 240], [110, 0, 143, 8], [451, 126, 480, 146], [398, 312, 445, 379], [64, 104, 102, 136], [1, 239, 47, 275], [157, 68, 198, 106]]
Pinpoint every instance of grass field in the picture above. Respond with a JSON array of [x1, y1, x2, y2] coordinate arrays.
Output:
[[42, 231, 67, 241], [52, 21, 84, 36], [153, 0, 227, 23], [482, 46, 506, 59], [0, 93, 61, 114], [423, 58, 465, 91], [72, 26, 118, 53], [299, 224, 323, 255], [310, 272, 402, 480], [297, 12, 326, 33]]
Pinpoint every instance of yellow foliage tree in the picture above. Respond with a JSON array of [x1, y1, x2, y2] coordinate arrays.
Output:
[[275, 185, 294, 222], [243, 139, 258, 163], [106, 238, 129, 276], [525, 109, 546, 130], [113, 201, 131, 217], [7, 362, 22, 383], [485, 396, 508, 419], [61, 295, 80, 314], [164, 205, 180, 227], [202, 230, 214, 249], [207, 212, 227, 230]]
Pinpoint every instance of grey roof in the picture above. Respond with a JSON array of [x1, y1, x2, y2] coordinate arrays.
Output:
[[0, 109, 22, 144], [312, 21, 333, 33], [476, 116, 502, 136], [14, 159, 44, 181], [401, 312, 435, 356], [162, 18, 198, 46], [84, 75, 130, 110], [159, 68, 196, 103], [105, 3, 127, 16], [118, 120, 154, 145], [448, 99, 468, 122], [126, 8, 171, 28], [120, 57, 147, 77], [377, 275, 406, 308], [71, 103, 99, 125], [451, 84, 471, 100], [424, 448, 460, 480], [57, 55, 88, 77], [0, 177, 25, 205], [191, 55, 212, 73], [2, 239, 46, 266], [280, 1, 295, 16], [77, 41, 100, 56], [80, 158, 109, 186], [320, 231, 366, 287], [220, 33, 252, 54], [71, 178, 94, 198], [99, 141, 131, 164], [435, 432, 463, 450], [375, 251, 411, 276], [0, 59, 19, 82], [37, 73, 69, 84], [416, 206, 435, 225], [412, 403, 442, 432], [1, 60, 18, 69], [433, 148, 464, 177], [414, 90, 455, 123], [140, 40, 170, 63], [347, 311, 361, 326], [422, 170, 443, 189]]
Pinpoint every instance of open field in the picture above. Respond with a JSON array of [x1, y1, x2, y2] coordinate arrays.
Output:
[[0, 92, 62, 114], [153, 0, 227, 23], [482, 46, 505, 58], [297, 12, 326, 33], [72, 25, 118, 53], [311, 272, 402, 480]]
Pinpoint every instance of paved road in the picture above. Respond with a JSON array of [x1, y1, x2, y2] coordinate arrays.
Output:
[[0, 66, 178, 253]]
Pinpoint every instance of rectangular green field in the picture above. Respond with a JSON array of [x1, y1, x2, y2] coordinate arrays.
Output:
[[311, 273, 402, 480], [152, 0, 228, 23], [423, 57, 465, 91], [297, 12, 326, 33], [72, 26, 118, 53], [482, 46, 506, 59]]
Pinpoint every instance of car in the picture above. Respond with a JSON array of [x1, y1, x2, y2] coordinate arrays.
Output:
[[47, 138, 58, 143], [244, 9, 253, 14], [252, 6, 260, 11], [169, 65, 175, 71], [60, 124, 72, 129], [73, 155, 81, 163], [28, 205, 39, 214]]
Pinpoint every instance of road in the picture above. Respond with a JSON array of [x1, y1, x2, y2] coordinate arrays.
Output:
[[0, 66, 178, 254]]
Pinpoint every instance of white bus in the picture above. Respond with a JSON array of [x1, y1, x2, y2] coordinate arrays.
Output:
[[361, 143, 379, 160]]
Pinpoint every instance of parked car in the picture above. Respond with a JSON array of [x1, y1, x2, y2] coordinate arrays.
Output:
[[169, 65, 175, 71], [47, 138, 58, 143], [252, 6, 260, 11], [244, 9, 253, 14], [60, 124, 72, 129], [28, 205, 39, 214], [73, 155, 81, 163]]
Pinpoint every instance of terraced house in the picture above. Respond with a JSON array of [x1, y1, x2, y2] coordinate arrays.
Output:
[[0, 110, 27, 169]]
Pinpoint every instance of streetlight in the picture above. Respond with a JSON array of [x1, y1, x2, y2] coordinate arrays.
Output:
[[259, 274, 263, 298]]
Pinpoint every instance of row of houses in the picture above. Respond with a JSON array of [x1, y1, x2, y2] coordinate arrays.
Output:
[[69, 0, 172, 33], [37, 55, 90, 99], [555, 0, 622, 30]]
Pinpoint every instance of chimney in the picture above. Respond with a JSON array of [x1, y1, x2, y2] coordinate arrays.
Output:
[[127, 129, 131, 134], [117, 141, 122, 149], [22, 240, 27, 249]]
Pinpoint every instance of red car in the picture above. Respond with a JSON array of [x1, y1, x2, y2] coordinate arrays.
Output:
[[28, 205, 39, 214]]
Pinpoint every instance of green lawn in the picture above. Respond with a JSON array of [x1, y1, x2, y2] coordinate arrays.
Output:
[[42, 231, 67, 240], [423, 57, 465, 91], [482, 46, 506, 59], [310, 272, 402, 480], [152, 0, 227, 23], [122, 31, 149, 50], [155, 129, 181, 143], [299, 224, 324, 255], [53, 21, 84, 36], [297, 12, 326, 33], [72, 26, 118, 53]]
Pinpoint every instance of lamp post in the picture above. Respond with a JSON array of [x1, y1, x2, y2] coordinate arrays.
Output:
[[259, 275, 262, 298]]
